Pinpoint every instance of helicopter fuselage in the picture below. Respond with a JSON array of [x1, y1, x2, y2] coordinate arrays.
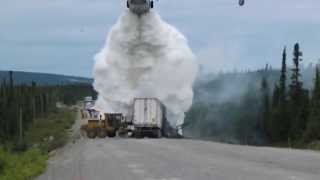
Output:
[[127, 0, 154, 15]]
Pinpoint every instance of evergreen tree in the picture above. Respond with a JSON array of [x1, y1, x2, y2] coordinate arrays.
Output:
[[261, 76, 270, 136], [304, 66, 320, 141], [268, 47, 290, 142], [279, 47, 287, 105], [278, 47, 290, 140], [290, 43, 303, 105], [0, 71, 95, 142], [314, 65, 320, 99], [289, 43, 309, 140], [272, 85, 280, 107]]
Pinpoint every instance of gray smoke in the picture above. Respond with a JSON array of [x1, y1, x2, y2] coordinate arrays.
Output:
[[93, 10, 198, 127]]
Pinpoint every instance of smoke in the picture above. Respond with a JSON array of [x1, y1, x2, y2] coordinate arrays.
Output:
[[184, 71, 270, 145], [93, 10, 198, 126]]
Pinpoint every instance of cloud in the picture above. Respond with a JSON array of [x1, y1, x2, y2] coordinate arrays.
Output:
[[0, 0, 320, 77]]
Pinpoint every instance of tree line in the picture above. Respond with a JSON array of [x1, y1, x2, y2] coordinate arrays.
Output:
[[263, 43, 320, 145], [0, 71, 95, 143], [184, 43, 320, 146]]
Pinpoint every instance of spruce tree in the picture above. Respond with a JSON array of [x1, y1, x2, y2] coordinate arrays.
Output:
[[279, 47, 287, 105], [315, 65, 320, 98], [290, 43, 303, 105], [304, 66, 320, 141], [261, 77, 270, 135], [289, 43, 308, 140], [268, 84, 280, 141], [278, 47, 290, 140]]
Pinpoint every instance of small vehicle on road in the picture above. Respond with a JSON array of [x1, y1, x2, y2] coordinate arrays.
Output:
[[82, 109, 123, 138]]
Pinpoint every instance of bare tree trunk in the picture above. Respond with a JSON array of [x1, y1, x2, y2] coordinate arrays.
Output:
[[19, 107, 23, 142], [32, 98, 36, 122]]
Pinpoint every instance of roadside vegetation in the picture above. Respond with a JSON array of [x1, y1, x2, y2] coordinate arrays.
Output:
[[307, 141, 320, 151], [0, 147, 47, 180], [25, 109, 76, 153], [0, 71, 94, 179], [0, 109, 76, 180]]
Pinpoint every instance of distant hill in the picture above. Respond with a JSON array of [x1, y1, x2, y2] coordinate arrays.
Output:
[[0, 71, 93, 85]]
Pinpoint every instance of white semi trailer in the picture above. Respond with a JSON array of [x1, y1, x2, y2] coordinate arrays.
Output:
[[132, 98, 166, 138]]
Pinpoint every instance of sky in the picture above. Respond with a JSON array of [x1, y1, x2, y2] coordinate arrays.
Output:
[[0, 0, 320, 77]]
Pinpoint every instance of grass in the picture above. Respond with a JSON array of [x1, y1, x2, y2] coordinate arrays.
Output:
[[0, 108, 76, 180], [25, 109, 76, 152], [272, 139, 320, 152], [0, 147, 48, 180], [307, 141, 320, 151]]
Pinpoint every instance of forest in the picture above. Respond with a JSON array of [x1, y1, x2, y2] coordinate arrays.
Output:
[[0, 71, 96, 179], [185, 43, 320, 149], [0, 71, 95, 145]]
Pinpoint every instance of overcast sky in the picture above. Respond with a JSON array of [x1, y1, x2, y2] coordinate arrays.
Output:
[[1, 0, 320, 77]]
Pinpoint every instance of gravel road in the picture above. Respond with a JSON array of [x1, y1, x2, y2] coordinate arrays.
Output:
[[37, 137, 320, 180]]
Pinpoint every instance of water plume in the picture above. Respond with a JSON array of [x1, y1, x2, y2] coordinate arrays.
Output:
[[93, 10, 198, 127]]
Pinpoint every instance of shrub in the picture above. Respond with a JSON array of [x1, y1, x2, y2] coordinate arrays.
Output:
[[0, 160, 4, 175], [12, 141, 28, 153], [24, 109, 75, 152]]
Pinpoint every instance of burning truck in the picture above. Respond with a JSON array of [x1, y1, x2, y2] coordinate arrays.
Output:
[[81, 97, 179, 138]]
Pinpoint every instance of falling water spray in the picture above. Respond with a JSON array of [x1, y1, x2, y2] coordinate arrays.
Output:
[[93, 10, 198, 127]]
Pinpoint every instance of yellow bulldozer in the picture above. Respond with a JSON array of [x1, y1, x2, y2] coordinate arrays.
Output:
[[81, 110, 123, 139]]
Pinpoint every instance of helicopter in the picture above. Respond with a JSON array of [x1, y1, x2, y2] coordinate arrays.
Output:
[[127, 0, 245, 16], [239, 0, 245, 6], [126, 0, 154, 15]]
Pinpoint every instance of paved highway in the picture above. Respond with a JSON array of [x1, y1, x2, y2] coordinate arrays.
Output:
[[38, 138, 320, 180]]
